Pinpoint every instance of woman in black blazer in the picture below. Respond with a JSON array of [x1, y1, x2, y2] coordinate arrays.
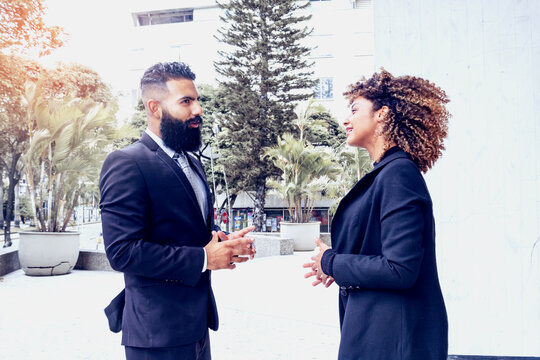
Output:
[[305, 69, 450, 360]]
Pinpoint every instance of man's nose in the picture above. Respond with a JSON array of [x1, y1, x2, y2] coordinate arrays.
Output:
[[192, 101, 203, 116]]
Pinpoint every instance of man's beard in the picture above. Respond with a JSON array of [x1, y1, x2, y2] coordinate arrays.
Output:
[[160, 109, 202, 153]]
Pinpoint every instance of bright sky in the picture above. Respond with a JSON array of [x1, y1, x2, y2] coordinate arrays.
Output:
[[42, 0, 134, 95]]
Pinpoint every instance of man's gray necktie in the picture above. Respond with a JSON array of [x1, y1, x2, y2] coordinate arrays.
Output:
[[173, 151, 208, 222]]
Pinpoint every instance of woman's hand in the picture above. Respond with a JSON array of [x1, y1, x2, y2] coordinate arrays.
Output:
[[303, 238, 334, 288]]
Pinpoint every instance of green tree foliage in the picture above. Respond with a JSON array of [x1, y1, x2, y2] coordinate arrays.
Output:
[[0, 0, 65, 55], [196, 83, 243, 231], [304, 110, 347, 148], [325, 145, 372, 215], [39, 63, 114, 104], [191, 83, 223, 164], [215, 0, 315, 231], [0, 59, 118, 243], [17, 193, 32, 222], [265, 101, 341, 223], [266, 133, 341, 223], [266, 100, 373, 220], [113, 99, 147, 149], [23, 82, 119, 232], [0, 0, 64, 244], [0, 54, 41, 245]]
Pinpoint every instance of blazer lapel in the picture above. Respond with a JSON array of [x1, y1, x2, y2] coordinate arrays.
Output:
[[140, 133, 206, 225], [331, 168, 378, 233], [331, 149, 411, 233]]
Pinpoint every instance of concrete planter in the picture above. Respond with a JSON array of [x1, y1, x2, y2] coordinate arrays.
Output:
[[18, 231, 80, 276], [280, 222, 320, 251]]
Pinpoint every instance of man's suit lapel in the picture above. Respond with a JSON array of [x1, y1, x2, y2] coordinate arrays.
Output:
[[140, 133, 207, 225]]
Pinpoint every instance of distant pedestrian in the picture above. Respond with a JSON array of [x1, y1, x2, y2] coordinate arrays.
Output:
[[304, 69, 450, 360]]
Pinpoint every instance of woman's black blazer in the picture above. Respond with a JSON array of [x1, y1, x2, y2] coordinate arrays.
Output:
[[322, 147, 448, 360]]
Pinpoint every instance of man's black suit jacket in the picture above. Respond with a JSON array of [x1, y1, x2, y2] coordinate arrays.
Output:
[[99, 132, 219, 348]]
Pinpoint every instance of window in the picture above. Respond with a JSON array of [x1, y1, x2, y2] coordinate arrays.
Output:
[[133, 9, 194, 27], [351, 0, 372, 9], [314, 78, 333, 100]]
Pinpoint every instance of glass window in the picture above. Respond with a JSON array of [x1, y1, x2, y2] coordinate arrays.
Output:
[[352, 0, 372, 9], [314, 78, 333, 100], [133, 9, 194, 27]]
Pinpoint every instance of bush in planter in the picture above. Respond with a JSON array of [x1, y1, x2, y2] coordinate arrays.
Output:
[[265, 100, 342, 223], [18, 81, 123, 275], [265, 101, 342, 250], [22, 82, 119, 232], [265, 133, 341, 223]]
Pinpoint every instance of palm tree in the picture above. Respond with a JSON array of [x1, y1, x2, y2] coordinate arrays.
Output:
[[22, 82, 120, 232], [265, 100, 342, 223], [325, 145, 373, 215]]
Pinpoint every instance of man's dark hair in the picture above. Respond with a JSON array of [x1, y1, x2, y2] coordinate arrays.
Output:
[[140, 62, 196, 95]]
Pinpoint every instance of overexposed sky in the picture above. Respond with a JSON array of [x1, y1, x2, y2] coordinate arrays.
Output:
[[42, 0, 134, 95]]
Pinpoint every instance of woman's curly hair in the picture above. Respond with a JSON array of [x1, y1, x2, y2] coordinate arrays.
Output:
[[344, 68, 450, 172]]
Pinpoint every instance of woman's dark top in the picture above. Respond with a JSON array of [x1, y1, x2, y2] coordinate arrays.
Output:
[[321, 147, 448, 360]]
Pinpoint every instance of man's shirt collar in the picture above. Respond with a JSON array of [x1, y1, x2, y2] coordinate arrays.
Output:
[[144, 128, 175, 158]]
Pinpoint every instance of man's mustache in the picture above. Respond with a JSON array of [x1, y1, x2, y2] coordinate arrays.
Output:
[[186, 116, 203, 126]]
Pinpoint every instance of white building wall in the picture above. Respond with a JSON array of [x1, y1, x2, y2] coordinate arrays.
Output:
[[125, 1, 222, 106], [123, 0, 375, 118], [374, 0, 540, 356], [306, 0, 374, 117]]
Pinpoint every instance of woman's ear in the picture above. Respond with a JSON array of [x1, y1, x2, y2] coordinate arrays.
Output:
[[376, 106, 389, 121]]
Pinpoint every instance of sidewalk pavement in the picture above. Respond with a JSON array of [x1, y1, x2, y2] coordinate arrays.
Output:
[[0, 253, 340, 360]]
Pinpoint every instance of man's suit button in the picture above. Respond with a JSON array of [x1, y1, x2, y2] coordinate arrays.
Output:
[[340, 286, 348, 296], [348, 286, 354, 290]]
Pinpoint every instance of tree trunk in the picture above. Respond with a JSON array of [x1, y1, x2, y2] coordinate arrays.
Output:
[[3, 178, 16, 247], [222, 164, 232, 233], [0, 169, 4, 228], [13, 183, 20, 227], [253, 177, 266, 232], [61, 189, 80, 231], [3, 153, 21, 247]]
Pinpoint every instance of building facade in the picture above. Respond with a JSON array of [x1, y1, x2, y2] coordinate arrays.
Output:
[[124, 0, 374, 119]]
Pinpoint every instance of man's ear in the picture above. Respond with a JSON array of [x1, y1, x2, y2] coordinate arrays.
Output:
[[147, 99, 162, 119]]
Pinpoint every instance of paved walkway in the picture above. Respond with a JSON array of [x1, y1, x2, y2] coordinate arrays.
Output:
[[0, 253, 340, 360]]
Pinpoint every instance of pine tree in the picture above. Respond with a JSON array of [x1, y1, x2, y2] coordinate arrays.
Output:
[[215, 0, 315, 231]]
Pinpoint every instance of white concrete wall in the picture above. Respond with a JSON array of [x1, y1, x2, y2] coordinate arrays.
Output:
[[373, 0, 540, 356], [306, 0, 375, 117]]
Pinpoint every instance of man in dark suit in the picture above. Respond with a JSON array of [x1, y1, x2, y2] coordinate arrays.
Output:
[[99, 62, 255, 360]]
